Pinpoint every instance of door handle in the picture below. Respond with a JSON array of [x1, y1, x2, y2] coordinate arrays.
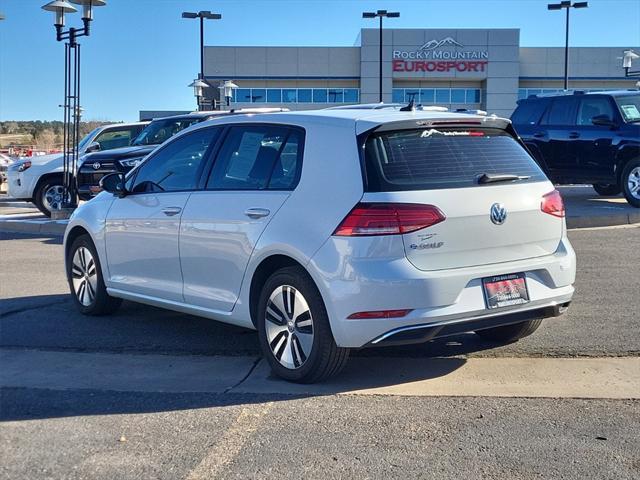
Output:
[[244, 208, 271, 219], [162, 206, 182, 216], [533, 131, 546, 138], [569, 132, 580, 139]]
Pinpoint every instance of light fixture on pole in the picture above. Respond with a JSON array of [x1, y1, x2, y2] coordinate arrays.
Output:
[[219, 80, 239, 107], [622, 50, 640, 77], [41, 0, 106, 214], [362, 9, 400, 103], [189, 78, 209, 110], [182, 10, 222, 110], [547, 1, 588, 90]]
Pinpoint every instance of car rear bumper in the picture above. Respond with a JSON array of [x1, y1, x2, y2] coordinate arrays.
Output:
[[309, 233, 576, 348]]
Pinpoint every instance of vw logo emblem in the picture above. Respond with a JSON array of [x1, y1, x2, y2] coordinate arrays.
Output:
[[92, 162, 101, 170], [490, 203, 507, 225]]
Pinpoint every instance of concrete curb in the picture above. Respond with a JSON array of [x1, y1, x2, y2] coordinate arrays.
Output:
[[566, 211, 640, 229], [0, 219, 67, 236]]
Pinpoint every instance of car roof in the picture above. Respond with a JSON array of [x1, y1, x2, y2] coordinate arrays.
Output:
[[101, 121, 149, 129], [153, 107, 289, 122], [522, 89, 639, 101], [199, 108, 511, 135]]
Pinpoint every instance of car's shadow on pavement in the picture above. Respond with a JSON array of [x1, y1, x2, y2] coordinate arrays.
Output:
[[1, 293, 511, 421]]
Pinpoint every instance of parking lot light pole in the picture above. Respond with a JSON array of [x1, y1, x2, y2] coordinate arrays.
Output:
[[182, 10, 222, 110], [219, 80, 239, 107], [622, 50, 640, 77], [41, 0, 106, 213], [547, 1, 588, 90], [362, 9, 399, 103], [189, 78, 209, 111]]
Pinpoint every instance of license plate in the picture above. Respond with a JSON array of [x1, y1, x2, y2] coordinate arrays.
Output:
[[482, 273, 529, 309]]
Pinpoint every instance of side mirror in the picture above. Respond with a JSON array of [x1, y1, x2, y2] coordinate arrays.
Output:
[[591, 114, 616, 127], [100, 172, 127, 197], [86, 141, 101, 153]]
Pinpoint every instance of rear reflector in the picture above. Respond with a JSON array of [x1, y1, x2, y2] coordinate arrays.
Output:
[[333, 203, 445, 236], [347, 309, 413, 320], [541, 190, 565, 217]]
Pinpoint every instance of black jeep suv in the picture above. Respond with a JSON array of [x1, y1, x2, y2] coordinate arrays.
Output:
[[511, 90, 640, 207]]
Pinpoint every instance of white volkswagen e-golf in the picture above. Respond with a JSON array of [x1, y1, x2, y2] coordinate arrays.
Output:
[[64, 108, 576, 383]]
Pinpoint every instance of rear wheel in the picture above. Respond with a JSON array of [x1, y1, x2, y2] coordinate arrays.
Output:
[[621, 160, 640, 208], [592, 183, 620, 196], [257, 266, 349, 383], [475, 319, 542, 343], [34, 176, 65, 217], [66, 234, 122, 315]]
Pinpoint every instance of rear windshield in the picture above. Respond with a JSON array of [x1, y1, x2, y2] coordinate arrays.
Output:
[[511, 99, 548, 125], [363, 128, 546, 191]]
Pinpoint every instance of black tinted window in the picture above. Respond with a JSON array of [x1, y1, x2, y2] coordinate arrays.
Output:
[[364, 128, 546, 191], [541, 97, 577, 125], [511, 100, 548, 125], [131, 128, 219, 193], [94, 126, 140, 150], [576, 97, 615, 125], [207, 126, 303, 190]]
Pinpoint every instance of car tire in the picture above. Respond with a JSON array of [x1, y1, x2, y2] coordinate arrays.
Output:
[[621, 159, 640, 208], [34, 175, 65, 217], [592, 183, 620, 196], [66, 234, 122, 315], [257, 266, 350, 383], [475, 319, 542, 343]]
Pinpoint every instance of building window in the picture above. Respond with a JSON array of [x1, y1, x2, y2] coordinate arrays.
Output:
[[420, 89, 434, 103], [313, 89, 328, 103], [267, 89, 282, 102], [435, 89, 450, 103], [282, 89, 297, 103], [251, 89, 266, 102], [344, 88, 359, 103], [451, 89, 466, 103], [392, 89, 404, 103], [328, 89, 344, 103], [298, 89, 313, 103], [236, 88, 251, 102], [466, 89, 481, 103]]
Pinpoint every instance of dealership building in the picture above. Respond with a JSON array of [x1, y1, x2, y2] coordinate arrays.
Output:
[[194, 28, 638, 118]]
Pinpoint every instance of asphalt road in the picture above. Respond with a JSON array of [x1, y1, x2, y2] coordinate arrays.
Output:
[[1, 226, 639, 358], [1, 226, 639, 479]]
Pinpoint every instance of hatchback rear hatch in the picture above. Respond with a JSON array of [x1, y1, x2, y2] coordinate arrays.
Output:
[[351, 121, 564, 271]]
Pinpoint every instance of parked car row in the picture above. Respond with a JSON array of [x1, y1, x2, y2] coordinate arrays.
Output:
[[64, 106, 576, 382], [6, 122, 148, 215]]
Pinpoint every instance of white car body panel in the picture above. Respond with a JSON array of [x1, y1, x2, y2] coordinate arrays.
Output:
[[65, 109, 577, 348]]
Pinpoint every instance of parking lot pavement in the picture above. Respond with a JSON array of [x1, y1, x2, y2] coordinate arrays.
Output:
[[1, 225, 639, 479], [558, 185, 640, 228]]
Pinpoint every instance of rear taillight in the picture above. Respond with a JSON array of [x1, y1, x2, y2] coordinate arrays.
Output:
[[541, 190, 565, 217], [333, 203, 445, 236]]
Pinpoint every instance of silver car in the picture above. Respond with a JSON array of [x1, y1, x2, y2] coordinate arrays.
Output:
[[64, 108, 576, 382]]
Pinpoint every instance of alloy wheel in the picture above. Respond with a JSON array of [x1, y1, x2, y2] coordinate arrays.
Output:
[[43, 184, 65, 212], [71, 246, 98, 306], [627, 166, 640, 200], [265, 285, 314, 370]]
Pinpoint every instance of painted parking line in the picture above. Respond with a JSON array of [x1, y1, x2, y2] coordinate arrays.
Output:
[[2, 349, 638, 399]]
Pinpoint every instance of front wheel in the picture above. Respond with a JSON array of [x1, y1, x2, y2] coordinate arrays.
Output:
[[621, 160, 640, 208], [592, 183, 620, 196], [34, 176, 65, 217], [257, 266, 349, 383], [66, 234, 122, 315], [475, 319, 542, 343]]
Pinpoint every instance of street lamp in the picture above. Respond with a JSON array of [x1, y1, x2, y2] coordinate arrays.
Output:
[[189, 78, 209, 109], [362, 9, 399, 103], [622, 50, 640, 77], [182, 10, 222, 110], [547, 1, 588, 90], [219, 80, 239, 107], [41, 0, 106, 213]]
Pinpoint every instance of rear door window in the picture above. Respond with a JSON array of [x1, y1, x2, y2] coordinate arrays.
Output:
[[541, 97, 578, 126], [207, 125, 303, 190], [364, 128, 546, 192]]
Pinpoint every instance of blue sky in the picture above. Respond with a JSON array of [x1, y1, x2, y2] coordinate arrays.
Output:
[[1, 0, 639, 122]]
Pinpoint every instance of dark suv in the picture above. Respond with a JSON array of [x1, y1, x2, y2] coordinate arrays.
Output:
[[511, 90, 640, 207], [77, 108, 288, 200]]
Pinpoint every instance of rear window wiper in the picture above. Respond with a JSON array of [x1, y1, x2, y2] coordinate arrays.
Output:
[[477, 173, 531, 184]]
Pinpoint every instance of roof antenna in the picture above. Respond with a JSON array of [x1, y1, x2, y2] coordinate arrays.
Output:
[[399, 99, 415, 112]]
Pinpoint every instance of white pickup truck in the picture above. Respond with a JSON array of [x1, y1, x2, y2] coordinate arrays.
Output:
[[6, 122, 148, 216]]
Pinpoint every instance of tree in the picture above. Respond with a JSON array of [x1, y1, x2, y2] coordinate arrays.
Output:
[[36, 129, 57, 150]]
